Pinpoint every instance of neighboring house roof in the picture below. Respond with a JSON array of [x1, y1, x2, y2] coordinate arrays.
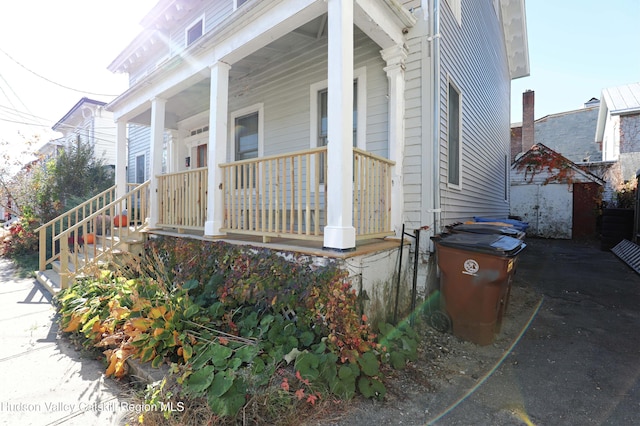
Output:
[[512, 143, 605, 186], [595, 82, 640, 142], [52, 97, 107, 133], [35, 138, 65, 159]]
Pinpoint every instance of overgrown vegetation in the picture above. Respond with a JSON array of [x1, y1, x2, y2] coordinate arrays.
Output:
[[614, 178, 637, 209], [55, 237, 418, 425], [0, 217, 40, 277], [0, 138, 113, 272]]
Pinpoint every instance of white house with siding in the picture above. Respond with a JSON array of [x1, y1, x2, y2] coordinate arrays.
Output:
[[99, 0, 528, 316], [51, 97, 118, 167]]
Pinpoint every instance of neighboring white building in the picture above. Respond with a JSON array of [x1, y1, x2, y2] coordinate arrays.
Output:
[[51, 97, 117, 167], [596, 82, 640, 184]]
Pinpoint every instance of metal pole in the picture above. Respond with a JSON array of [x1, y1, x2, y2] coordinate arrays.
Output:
[[394, 223, 405, 324]]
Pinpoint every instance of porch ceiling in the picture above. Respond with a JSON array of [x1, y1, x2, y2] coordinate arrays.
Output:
[[129, 15, 331, 127], [120, 0, 414, 127]]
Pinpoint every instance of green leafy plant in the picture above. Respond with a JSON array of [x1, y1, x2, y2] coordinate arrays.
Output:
[[56, 236, 420, 421]]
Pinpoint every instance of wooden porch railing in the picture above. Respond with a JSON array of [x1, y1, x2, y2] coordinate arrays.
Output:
[[157, 168, 208, 230], [220, 147, 327, 241], [219, 147, 395, 241], [353, 148, 394, 238], [36, 181, 150, 289]]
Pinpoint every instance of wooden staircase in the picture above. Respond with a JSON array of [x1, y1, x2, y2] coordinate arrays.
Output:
[[35, 182, 150, 294]]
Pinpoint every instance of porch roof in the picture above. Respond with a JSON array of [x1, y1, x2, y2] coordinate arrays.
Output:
[[105, 0, 415, 123]]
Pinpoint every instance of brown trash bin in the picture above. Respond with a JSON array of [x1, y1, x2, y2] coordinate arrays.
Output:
[[432, 233, 526, 346], [445, 222, 526, 240]]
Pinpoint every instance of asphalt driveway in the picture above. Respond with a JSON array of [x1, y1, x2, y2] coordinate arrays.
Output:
[[433, 238, 640, 425]]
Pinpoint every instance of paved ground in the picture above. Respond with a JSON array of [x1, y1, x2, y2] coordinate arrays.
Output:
[[0, 258, 130, 426], [1, 237, 639, 425], [430, 238, 640, 425]]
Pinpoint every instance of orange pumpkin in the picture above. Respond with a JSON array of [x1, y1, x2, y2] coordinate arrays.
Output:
[[113, 215, 128, 227], [85, 233, 95, 245]]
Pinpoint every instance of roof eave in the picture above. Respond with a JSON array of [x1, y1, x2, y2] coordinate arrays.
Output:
[[501, 0, 530, 80], [52, 98, 106, 131]]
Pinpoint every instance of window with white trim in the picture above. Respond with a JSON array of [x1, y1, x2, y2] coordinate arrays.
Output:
[[234, 0, 249, 9], [445, 0, 462, 25], [310, 67, 366, 184], [186, 16, 203, 47], [230, 105, 263, 188], [234, 112, 259, 161], [135, 154, 146, 184], [504, 154, 509, 201], [447, 81, 462, 186]]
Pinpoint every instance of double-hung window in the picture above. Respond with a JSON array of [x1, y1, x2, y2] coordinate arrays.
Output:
[[135, 154, 145, 184], [447, 81, 461, 187], [231, 106, 262, 188], [317, 82, 358, 183], [235, 112, 259, 161]]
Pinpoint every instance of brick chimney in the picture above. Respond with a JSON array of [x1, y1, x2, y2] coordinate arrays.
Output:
[[522, 90, 535, 153]]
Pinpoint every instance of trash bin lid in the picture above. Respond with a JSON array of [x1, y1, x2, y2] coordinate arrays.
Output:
[[448, 223, 524, 239], [436, 233, 525, 257]]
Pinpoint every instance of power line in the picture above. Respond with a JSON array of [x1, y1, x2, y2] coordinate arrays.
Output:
[[0, 46, 120, 97]]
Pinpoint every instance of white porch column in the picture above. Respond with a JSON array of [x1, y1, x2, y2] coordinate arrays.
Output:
[[382, 45, 408, 237], [324, 0, 356, 250], [204, 61, 231, 237], [115, 120, 127, 200], [148, 97, 166, 228], [168, 130, 179, 173]]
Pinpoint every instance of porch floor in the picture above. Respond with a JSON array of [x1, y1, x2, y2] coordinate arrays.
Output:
[[145, 228, 405, 259]]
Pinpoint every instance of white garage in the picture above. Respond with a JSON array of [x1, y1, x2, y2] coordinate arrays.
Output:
[[511, 144, 604, 239]]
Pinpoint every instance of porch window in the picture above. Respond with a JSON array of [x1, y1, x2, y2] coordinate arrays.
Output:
[[196, 144, 207, 168], [186, 17, 203, 47], [235, 112, 259, 160], [135, 154, 145, 184], [447, 81, 461, 186], [234, 111, 259, 188], [317, 82, 357, 183]]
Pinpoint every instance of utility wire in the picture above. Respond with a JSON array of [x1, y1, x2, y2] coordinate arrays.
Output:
[[0, 46, 120, 97]]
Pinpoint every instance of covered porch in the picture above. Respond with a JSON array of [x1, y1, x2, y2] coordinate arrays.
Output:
[[107, 0, 415, 250], [156, 146, 394, 243]]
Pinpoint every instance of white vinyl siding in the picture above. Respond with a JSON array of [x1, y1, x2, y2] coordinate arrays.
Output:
[[401, 33, 425, 229], [127, 124, 150, 184], [227, 28, 387, 160], [129, 1, 233, 85], [445, 0, 462, 25], [437, 0, 511, 225]]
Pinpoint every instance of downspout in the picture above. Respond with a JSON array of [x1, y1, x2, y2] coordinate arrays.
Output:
[[430, 0, 442, 237]]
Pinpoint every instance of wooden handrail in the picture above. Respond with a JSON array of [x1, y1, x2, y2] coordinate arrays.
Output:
[[218, 146, 395, 241], [38, 181, 150, 289], [157, 168, 208, 230], [34, 185, 116, 233]]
